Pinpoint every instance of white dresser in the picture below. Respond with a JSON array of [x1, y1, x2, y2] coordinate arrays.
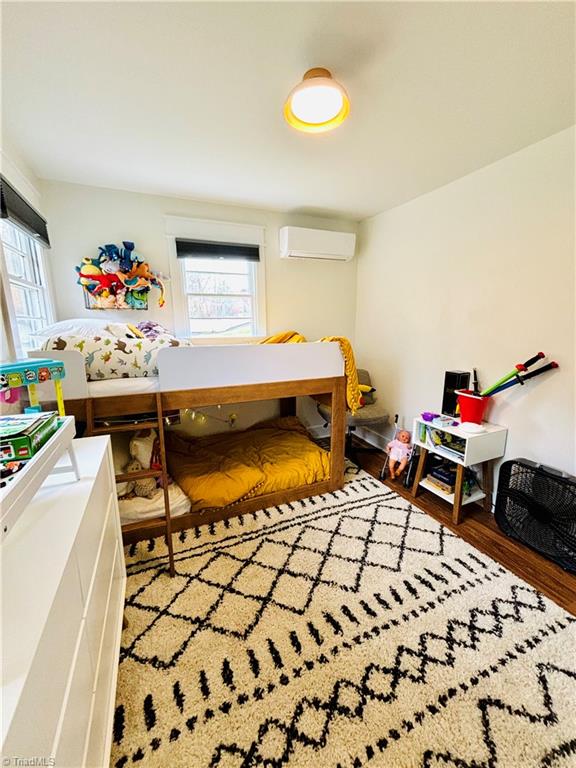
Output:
[[1, 436, 126, 767]]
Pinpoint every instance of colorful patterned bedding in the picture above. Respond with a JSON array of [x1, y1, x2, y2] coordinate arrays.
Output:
[[41, 334, 192, 381]]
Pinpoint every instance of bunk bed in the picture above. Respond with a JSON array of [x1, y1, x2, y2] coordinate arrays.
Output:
[[30, 344, 347, 576]]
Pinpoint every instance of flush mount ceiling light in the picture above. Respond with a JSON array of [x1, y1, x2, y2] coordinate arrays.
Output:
[[284, 68, 350, 133]]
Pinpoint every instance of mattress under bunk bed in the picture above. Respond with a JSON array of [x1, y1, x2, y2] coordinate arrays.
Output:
[[30, 344, 347, 571]]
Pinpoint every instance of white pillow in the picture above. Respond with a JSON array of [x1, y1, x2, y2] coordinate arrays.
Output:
[[38, 318, 112, 340]]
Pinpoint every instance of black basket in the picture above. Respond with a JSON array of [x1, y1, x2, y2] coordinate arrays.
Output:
[[494, 458, 576, 573]]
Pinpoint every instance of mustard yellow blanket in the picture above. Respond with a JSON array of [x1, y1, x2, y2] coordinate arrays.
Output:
[[259, 330, 307, 344], [259, 331, 362, 414], [166, 417, 330, 512]]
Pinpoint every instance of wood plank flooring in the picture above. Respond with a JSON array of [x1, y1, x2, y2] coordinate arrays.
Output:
[[352, 442, 576, 616]]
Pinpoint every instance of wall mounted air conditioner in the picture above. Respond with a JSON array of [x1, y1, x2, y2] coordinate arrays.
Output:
[[279, 226, 356, 262]]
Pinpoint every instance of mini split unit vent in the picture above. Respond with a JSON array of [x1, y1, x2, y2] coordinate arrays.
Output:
[[279, 226, 356, 262]]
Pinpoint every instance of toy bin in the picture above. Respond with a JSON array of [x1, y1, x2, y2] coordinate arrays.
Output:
[[456, 390, 489, 424]]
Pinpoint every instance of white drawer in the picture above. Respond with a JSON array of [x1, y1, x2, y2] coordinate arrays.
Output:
[[75, 454, 113, 601], [84, 495, 117, 675], [54, 619, 94, 768], [3, 553, 84, 758], [84, 547, 125, 768]]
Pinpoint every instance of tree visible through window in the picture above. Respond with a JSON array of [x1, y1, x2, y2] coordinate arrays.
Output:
[[182, 257, 258, 337], [1, 220, 52, 353]]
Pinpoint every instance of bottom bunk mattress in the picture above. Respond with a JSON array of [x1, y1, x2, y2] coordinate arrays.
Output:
[[110, 430, 191, 526], [165, 416, 330, 512], [118, 482, 191, 526]]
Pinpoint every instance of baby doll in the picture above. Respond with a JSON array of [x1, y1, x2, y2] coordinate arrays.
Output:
[[387, 429, 412, 480]]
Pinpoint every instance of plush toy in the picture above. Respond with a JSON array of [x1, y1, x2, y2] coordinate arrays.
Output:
[[118, 241, 139, 272], [98, 243, 121, 263], [100, 253, 121, 275], [123, 457, 157, 498], [358, 383, 376, 407]]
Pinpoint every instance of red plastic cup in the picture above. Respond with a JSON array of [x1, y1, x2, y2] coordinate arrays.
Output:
[[456, 390, 489, 424]]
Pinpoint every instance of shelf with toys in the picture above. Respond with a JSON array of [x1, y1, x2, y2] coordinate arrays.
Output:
[[412, 415, 507, 524], [409, 350, 563, 524], [414, 417, 507, 467], [0, 358, 78, 541], [418, 476, 486, 508]]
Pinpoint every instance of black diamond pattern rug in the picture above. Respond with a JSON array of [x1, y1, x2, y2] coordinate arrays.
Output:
[[111, 466, 576, 767]]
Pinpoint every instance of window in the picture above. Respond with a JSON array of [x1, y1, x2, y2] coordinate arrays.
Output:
[[167, 218, 267, 340], [1, 219, 53, 353], [181, 256, 259, 337]]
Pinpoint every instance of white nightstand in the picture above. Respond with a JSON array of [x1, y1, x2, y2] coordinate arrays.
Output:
[[411, 417, 508, 524]]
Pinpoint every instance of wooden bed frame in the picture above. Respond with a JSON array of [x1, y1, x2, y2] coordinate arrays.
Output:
[[33, 344, 348, 575]]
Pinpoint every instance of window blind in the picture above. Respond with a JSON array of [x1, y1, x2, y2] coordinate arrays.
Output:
[[175, 238, 259, 262], [0, 175, 50, 248]]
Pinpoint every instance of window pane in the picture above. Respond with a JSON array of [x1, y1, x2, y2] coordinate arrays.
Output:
[[182, 255, 258, 338], [184, 257, 249, 275], [188, 318, 254, 337], [188, 294, 252, 320], [1, 220, 51, 353], [29, 247, 43, 284], [4, 247, 29, 280], [25, 288, 42, 318], [10, 283, 29, 316], [0, 219, 18, 247], [13, 313, 47, 352], [10, 283, 44, 318], [185, 270, 251, 295], [14, 318, 46, 352], [15, 227, 29, 253]]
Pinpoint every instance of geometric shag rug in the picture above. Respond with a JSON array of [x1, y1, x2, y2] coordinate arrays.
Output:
[[111, 465, 576, 768]]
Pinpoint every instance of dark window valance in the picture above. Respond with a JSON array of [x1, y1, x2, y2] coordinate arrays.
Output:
[[0, 175, 50, 248], [175, 238, 259, 262]]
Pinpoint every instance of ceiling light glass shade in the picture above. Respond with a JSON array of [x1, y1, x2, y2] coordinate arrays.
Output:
[[284, 68, 350, 133]]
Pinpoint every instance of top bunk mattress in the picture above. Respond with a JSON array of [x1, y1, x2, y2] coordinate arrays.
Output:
[[29, 342, 345, 401], [87, 377, 159, 398]]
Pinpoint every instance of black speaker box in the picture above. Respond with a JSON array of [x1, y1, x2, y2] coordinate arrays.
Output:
[[441, 371, 471, 416]]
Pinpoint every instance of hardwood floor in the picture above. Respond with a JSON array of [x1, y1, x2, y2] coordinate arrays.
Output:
[[351, 441, 576, 616]]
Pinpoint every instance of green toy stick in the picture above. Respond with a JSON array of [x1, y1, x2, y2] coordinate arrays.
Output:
[[481, 352, 545, 396], [481, 367, 524, 396]]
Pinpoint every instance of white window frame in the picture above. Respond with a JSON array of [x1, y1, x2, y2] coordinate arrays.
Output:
[[0, 221, 55, 358], [165, 215, 267, 343]]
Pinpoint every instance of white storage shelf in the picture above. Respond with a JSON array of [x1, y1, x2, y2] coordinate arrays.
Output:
[[413, 417, 508, 508], [418, 477, 486, 506], [413, 417, 507, 468]]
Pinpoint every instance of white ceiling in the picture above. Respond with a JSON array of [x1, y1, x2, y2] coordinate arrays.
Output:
[[2, 2, 574, 220]]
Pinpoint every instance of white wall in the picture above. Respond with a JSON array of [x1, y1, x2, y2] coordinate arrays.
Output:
[[355, 127, 575, 478], [41, 181, 358, 341]]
